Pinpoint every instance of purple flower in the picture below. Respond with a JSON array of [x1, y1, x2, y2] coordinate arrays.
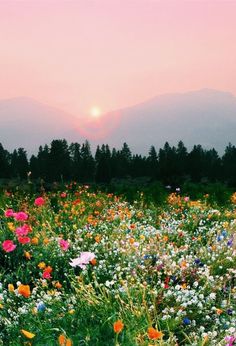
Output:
[[70, 252, 95, 269]]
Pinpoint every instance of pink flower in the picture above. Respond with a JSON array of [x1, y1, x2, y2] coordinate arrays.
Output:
[[5, 209, 14, 217], [184, 197, 190, 202], [59, 239, 70, 251], [14, 212, 28, 221], [17, 236, 31, 244], [2, 240, 16, 252], [225, 336, 235, 346], [15, 224, 30, 237], [60, 192, 67, 198], [42, 270, 52, 279], [70, 252, 95, 269], [34, 197, 45, 206]]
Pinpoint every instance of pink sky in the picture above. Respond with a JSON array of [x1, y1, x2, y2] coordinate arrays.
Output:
[[0, 0, 236, 117]]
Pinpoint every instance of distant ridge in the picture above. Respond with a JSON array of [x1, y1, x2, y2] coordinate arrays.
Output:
[[0, 97, 81, 154], [0, 89, 236, 155]]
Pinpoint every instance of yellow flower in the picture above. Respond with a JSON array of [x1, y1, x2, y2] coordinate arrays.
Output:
[[21, 329, 36, 339], [8, 283, 15, 292], [38, 262, 46, 269], [7, 222, 15, 232], [231, 192, 236, 204], [95, 235, 101, 243], [163, 235, 169, 242]]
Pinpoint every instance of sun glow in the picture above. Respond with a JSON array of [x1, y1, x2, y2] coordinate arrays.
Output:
[[90, 106, 102, 118]]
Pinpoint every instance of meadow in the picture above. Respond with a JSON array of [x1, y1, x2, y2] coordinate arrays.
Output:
[[0, 183, 235, 345]]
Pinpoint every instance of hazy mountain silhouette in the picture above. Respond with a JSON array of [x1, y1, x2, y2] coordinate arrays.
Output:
[[0, 89, 236, 155], [100, 89, 236, 154], [0, 97, 81, 153]]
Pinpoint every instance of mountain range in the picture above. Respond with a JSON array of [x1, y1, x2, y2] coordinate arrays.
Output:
[[0, 89, 235, 155]]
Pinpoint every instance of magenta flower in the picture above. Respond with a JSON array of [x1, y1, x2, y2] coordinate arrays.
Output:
[[59, 239, 70, 251], [5, 209, 14, 217], [2, 240, 16, 252], [14, 212, 28, 221], [225, 336, 235, 346], [34, 197, 45, 206], [70, 252, 95, 269], [42, 270, 52, 279]]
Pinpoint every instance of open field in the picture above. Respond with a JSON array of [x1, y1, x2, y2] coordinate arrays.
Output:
[[0, 184, 235, 345]]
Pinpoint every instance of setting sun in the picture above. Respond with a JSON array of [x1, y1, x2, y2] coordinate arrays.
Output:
[[90, 106, 102, 118]]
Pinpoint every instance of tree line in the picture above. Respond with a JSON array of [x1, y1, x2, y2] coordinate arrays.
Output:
[[0, 140, 236, 186]]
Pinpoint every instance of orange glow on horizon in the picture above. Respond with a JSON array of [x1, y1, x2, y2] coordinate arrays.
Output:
[[74, 110, 121, 141]]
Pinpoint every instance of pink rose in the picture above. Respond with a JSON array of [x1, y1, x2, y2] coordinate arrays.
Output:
[[5, 209, 14, 218], [59, 239, 70, 251], [15, 224, 30, 237], [34, 197, 45, 206], [42, 271, 52, 279], [2, 240, 16, 252], [14, 212, 28, 221]]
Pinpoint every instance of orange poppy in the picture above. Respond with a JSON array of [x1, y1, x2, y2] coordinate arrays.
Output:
[[58, 334, 72, 346], [58, 334, 66, 345], [147, 327, 164, 340], [18, 284, 31, 298], [24, 251, 31, 260], [31, 237, 39, 245], [55, 281, 62, 289], [113, 320, 124, 333], [90, 258, 97, 266]]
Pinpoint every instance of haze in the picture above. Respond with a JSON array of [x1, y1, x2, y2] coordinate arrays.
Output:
[[1, 0, 236, 117]]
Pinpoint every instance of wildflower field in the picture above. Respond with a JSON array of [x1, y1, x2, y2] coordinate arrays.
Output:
[[0, 184, 235, 346]]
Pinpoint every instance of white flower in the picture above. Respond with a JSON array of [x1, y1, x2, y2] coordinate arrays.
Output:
[[70, 252, 95, 269], [209, 293, 216, 300]]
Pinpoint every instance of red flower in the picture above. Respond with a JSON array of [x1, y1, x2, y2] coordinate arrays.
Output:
[[18, 236, 31, 244]]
